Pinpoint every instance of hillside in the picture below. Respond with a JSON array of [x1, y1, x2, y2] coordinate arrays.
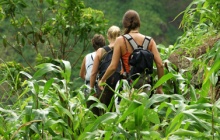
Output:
[[84, 0, 192, 45]]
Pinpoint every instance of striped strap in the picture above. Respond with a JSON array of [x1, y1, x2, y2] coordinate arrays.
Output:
[[123, 34, 151, 50]]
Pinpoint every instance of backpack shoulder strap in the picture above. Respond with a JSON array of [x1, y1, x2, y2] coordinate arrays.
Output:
[[90, 51, 96, 61], [101, 46, 112, 59], [142, 36, 151, 50], [103, 45, 111, 52], [123, 34, 138, 50], [91, 53, 94, 61], [86, 53, 95, 69]]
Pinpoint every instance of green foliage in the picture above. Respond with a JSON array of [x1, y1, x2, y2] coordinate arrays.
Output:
[[0, 0, 107, 83], [176, 0, 219, 50], [0, 50, 219, 139], [0, 0, 219, 139], [0, 60, 30, 105], [83, 0, 192, 45], [0, 60, 97, 139], [0, 0, 192, 90]]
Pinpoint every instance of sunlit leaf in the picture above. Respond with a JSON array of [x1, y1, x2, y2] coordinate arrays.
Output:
[[79, 112, 117, 140], [54, 102, 73, 122], [170, 129, 205, 138], [43, 78, 54, 95], [151, 73, 174, 91], [61, 60, 71, 83], [146, 94, 185, 109], [146, 109, 160, 124], [134, 105, 144, 127], [190, 85, 197, 101], [203, 60, 220, 85], [186, 103, 212, 109], [33, 63, 60, 79], [166, 113, 183, 136], [183, 110, 211, 131], [20, 71, 32, 79], [117, 100, 142, 123]]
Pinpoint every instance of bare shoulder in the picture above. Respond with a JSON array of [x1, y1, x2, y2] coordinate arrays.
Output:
[[96, 48, 103, 56], [116, 35, 124, 41], [149, 37, 156, 50], [115, 35, 125, 45]]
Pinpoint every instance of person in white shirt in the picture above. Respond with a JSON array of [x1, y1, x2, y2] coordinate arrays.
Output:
[[79, 34, 106, 93]]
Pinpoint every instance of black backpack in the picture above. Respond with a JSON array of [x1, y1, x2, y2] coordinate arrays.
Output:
[[123, 34, 154, 80], [98, 46, 121, 88]]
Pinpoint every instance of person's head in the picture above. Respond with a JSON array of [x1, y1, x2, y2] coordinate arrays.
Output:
[[107, 25, 121, 41], [122, 10, 140, 34], [92, 34, 106, 50]]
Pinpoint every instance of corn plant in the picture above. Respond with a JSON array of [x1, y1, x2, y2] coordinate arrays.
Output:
[[0, 60, 98, 139], [0, 0, 220, 140]]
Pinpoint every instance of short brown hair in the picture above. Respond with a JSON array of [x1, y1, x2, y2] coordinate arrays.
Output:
[[122, 10, 140, 34], [92, 34, 106, 50]]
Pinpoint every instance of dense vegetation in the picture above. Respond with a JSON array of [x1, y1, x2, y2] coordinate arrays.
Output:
[[0, 0, 219, 139], [0, 0, 191, 88]]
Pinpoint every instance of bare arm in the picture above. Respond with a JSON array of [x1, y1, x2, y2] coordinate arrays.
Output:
[[150, 39, 164, 93], [79, 57, 86, 80], [98, 37, 122, 89], [90, 49, 102, 88]]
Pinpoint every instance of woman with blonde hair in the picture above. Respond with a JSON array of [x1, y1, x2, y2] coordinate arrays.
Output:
[[90, 25, 121, 115]]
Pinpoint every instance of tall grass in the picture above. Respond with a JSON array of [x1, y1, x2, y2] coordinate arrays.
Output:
[[0, 45, 219, 139], [0, 0, 219, 139]]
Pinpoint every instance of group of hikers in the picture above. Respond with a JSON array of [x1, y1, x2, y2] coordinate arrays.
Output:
[[79, 10, 164, 116]]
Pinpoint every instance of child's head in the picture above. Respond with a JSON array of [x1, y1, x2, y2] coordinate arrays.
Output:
[[107, 25, 121, 41], [92, 34, 106, 50]]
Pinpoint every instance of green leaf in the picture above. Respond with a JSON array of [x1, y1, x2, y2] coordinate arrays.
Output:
[[203, 60, 220, 85], [166, 113, 183, 136], [44, 119, 68, 130], [44, 78, 54, 95], [0, 107, 19, 120], [79, 112, 117, 140], [54, 102, 73, 122], [148, 131, 161, 140], [33, 63, 60, 79], [189, 85, 197, 101], [134, 105, 144, 127], [186, 103, 212, 110], [30, 124, 40, 136], [20, 71, 32, 79], [18, 86, 30, 99], [151, 73, 174, 91], [21, 38, 25, 46], [104, 131, 112, 140], [146, 109, 160, 124], [183, 110, 211, 131], [3, 37, 7, 48], [25, 106, 32, 122], [87, 112, 117, 131], [61, 60, 71, 83], [210, 73, 218, 85], [16, 34, 19, 44], [170, 129, 204, 138], [215, 99, 220, 109], [117, 100, 142, 123], [145, 94, 185, 109], [200, 78, 211, 97]]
